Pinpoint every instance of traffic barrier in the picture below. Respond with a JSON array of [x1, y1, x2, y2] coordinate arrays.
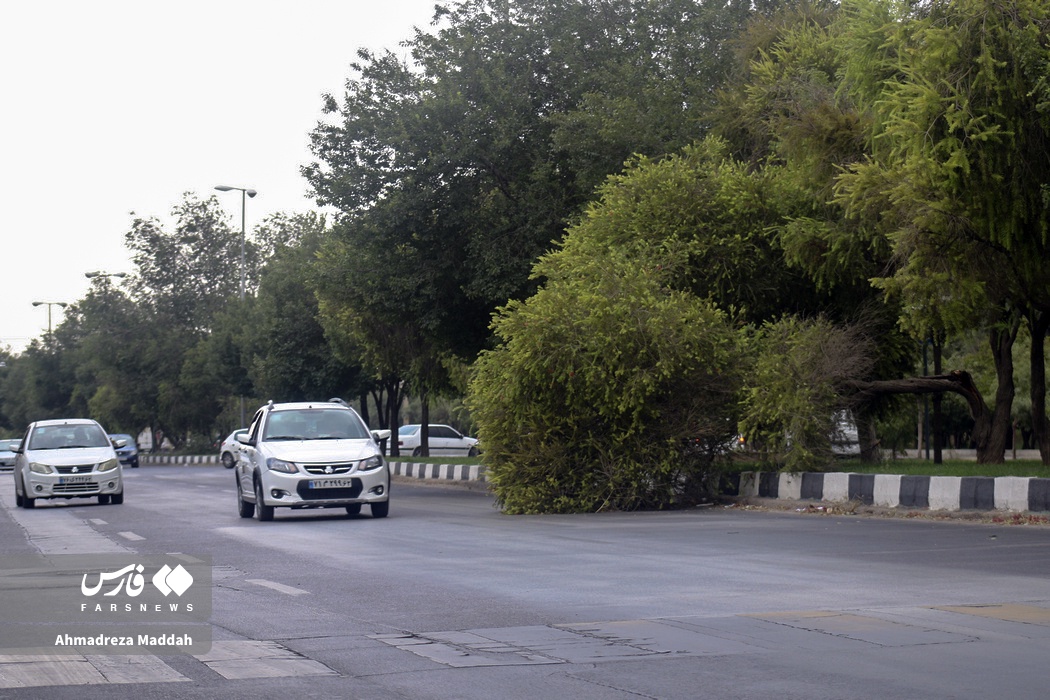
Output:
[[734, 471, 1050, 514]]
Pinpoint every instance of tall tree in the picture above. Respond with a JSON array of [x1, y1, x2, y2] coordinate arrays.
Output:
[[836, 0, 1050, 462], [124, 193, 242, 334], [305, 0, 779, 360]]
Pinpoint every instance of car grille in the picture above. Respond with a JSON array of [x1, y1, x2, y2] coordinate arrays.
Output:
[[55, 464, 95, 474], [302, 463, 355, 475], [52, 482, 99, 493], [296, 479, 363, 501]]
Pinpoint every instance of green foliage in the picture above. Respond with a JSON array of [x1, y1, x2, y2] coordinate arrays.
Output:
[[468, 139, 773, 513], [470, 252, 741, 513], [741, 315, 875, 470], [306, 0, 774, 359]]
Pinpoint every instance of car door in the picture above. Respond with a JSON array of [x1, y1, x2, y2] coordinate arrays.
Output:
[[236, 410, 265, 496], [429, 425, 461, 456]]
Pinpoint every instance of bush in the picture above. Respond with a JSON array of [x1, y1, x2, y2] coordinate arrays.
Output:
[[468, 249, 742, 514]]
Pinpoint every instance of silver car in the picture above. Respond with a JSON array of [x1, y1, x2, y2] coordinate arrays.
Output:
[[13, 419, 125, 507], [397, 424, 479, 457], [0, 438, 19, 472], [235, 401, 392, 521], [220, 429, 248, 469]]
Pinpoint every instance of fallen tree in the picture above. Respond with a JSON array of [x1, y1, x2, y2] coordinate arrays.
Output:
[[845, 370, 1008, 464]]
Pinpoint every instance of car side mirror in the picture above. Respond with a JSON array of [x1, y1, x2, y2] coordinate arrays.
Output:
[[371, 429, 391, 442], [112, 439, 128, 449], [235, 433, 251, 446]]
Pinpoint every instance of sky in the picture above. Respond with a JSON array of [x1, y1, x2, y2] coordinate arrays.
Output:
[[1, 0, 441, 352]]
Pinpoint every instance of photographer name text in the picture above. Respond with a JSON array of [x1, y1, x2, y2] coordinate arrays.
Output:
[[54, 633, 194, 648]]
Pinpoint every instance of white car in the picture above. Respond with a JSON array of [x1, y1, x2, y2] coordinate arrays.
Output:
[[234, 401, 392, 521], [12, 419, 125, 507], [220, 429, 248, 469], [0, 438, 19, 472], [397, 424, 479, 457]]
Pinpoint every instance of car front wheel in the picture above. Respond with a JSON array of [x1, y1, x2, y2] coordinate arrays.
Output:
[[111, 491, 124, 505], [254, 479, 274, 522], [370, 500, 389, 518], [237, 481, 254, 518], [98, 494, 111, 505], [20, 477, 35, 509]]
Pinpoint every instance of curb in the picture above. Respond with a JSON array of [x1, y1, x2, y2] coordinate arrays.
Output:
[[732, 471, 1050, 514], [388, 461, 487, 482], [141, 455, 220, 466], [139, 455, 488, 484]]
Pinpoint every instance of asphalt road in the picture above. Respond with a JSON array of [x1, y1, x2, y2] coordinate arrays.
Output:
[[1, 466, 1049, 699]]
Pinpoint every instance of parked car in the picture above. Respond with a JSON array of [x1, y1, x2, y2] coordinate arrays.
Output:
[[0, 438, 20, 472], [831, 411, 861, 457], [234, 401, 392, 521], [108, 433, 139, 468], [13, 418, 125, 507], [397, 424, 479, 457], [220, 429, 248, 469]]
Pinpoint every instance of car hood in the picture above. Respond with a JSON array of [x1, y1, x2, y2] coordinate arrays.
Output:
[[25, 447, 118, 465], [262, 439, 380, 464]]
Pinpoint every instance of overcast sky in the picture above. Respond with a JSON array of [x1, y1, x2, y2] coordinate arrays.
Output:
[[1, 0, 440, 352]]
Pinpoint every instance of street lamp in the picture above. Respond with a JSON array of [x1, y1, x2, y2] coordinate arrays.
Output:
[[215, 184, 257, 429], [32, 301, 68, 340], [85, 271, 128, 281], [214, 184, 257, 301]]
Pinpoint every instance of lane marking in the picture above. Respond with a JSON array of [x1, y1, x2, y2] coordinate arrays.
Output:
[[118, 531, 145, 541], [246, 579, 309, 596]]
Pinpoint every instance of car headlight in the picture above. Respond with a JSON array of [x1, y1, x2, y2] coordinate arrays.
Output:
[[266, 458, 298, 474], [97, 458, 120, 472], [29, 462, 54, 475], [357, 455, 384, 472]]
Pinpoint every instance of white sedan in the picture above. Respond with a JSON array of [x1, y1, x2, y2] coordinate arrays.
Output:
[[397, 424, 479, 457], [220, 429, 248, 469], [12, 418, 125, 507]]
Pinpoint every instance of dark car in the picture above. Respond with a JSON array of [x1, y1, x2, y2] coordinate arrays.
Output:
[[109, 433, 140, 468]]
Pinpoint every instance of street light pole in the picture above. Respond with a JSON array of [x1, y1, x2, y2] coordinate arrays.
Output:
[[214, 185, 257, 301], [215, 184, 257, 428], [31, 301, 68, 343]]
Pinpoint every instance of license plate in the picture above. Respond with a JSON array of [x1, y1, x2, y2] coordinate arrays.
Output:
[[58, 475, 93, 484], [308, 479, 347, 489]]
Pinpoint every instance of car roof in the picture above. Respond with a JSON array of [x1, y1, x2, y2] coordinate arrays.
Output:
[[268, 402, 350, 411], [33, 418, 99, 427]]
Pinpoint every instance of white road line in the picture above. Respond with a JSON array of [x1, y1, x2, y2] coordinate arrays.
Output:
[[246, 579, 309, 596], [89, 519, 107, 525], [118, 531, 145, 541], [2, 506, 130, 554]]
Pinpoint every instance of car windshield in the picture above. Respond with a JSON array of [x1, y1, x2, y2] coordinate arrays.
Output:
[[398, 425, 419, 436], [28, 424, 110, 450], [263, 409, 370, 441]]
